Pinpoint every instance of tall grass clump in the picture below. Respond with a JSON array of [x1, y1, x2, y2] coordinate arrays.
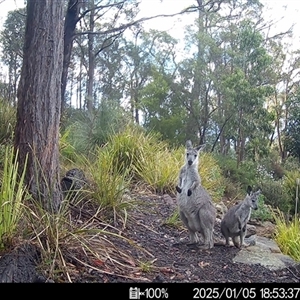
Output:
[[199, 152, 226, 202], [23, 198, 73, 280], [0, 146, 28, 248], [106, 125, 151, 176], [84, 147, 133, 225], [273, 210, 300, 262], [133, 141, 182, 194]]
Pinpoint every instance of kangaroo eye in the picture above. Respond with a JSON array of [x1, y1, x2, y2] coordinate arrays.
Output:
[[194, 155, 197, 158]]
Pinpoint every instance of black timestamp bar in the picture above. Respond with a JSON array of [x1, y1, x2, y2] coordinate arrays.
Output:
[[260, 287, 300, 299]]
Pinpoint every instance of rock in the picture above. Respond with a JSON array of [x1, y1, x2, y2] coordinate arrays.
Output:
[[254, 221, 276, 238], [215, 202, 228, 218], [233, 236, 298, 270], [245, 224, 256, 238], [61, 168, 87, 198]]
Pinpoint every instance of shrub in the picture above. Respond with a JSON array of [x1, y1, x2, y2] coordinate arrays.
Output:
[[61, 107, 132, 155], [0, 99, 16, 145], [215, 156, 257, 197], [251, 194, 273, 222], [259, 179, 291, 213], [282, 170, 300, 215]]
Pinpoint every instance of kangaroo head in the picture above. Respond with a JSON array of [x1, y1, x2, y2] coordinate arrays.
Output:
[[245, 185, 261, 210], [185, 140, 205, 166]]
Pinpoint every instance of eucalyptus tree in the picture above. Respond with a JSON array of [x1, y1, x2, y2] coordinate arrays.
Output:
[[122, 29, 179, 125], [267, 46, 300, 161], [219, 18, 275, 164], [14, 0, 64, 212], [0, 8, 26, 104], [283, 90, 300, 162]]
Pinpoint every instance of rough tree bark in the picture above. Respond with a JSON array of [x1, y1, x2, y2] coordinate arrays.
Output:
[[14, 0, 65, 212]]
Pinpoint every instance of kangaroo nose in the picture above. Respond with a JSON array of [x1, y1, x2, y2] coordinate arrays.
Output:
[[188, 160, 193, 165]]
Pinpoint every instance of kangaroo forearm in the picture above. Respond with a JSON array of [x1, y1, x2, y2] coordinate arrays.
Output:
[[189, 181, 199, 190]]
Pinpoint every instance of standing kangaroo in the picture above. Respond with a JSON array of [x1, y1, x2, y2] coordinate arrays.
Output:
[[176, 140, 216, 248], [220, 186, 261, 248]]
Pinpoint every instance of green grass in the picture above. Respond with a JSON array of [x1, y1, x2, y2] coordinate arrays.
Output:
[[273, 210, 300, 262], [0, 146, 28, 248], [163, 209, 181, 227], [83, 147, 133, 226]]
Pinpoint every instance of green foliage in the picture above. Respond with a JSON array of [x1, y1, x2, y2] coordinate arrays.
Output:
[[59, 127, 79, 164], [215, 156, 257, 195], [164, 209, 181, 227], [283, 101, 300, 161], [0, 8, 25, 101], [259, 179, 291, 213], [282, 170, 300, 214], [133, 142, 182, 194], [0, 146, 28, 248], [61, 106, 132, 155], [199, 153, 226, 202], [0, 99, 16, 145], [105, 125, 152, 177], [251, 194, 273, 222], [273, 211, 300, 262]]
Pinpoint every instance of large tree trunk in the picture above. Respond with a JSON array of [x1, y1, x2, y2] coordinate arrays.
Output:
[[14, 0, 64, 212]]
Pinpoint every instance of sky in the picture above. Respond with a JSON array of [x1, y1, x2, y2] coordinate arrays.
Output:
[[0, 0, 299, 48]]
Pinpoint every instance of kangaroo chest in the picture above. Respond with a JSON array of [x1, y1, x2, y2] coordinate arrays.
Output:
[[182, 167, 197, 190], [238, 207, 252, 225]]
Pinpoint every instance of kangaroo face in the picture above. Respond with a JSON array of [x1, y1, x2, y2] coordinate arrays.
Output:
[[186, 148, 199, 166], [185, 140, 205, 166], [246, 190, 261, 210]]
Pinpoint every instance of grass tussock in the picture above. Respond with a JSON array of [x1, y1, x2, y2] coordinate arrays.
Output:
[[0, 146, 28, 249], [23, 198, 152, 282], [273, 209, 300, 262]]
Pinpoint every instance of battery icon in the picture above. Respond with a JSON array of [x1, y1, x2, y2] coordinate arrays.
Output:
[[129, 287, 140, 299]]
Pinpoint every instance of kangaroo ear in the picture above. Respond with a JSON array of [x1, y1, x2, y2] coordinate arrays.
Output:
[[186, 140, 193, 148], [247, 185, 252, 195], [196, 144, 206, 152]]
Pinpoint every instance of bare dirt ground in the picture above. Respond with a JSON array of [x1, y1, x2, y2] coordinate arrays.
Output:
[[69, 191, 300, 283]]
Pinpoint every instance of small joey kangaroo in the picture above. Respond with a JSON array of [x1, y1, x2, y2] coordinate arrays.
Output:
[[176, 140, 204, 197], [220, 185, 261, 248], [176, 140, 216, 249]]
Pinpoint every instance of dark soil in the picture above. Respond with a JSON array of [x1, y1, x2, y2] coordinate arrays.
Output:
[[69, 191, 300, 283]]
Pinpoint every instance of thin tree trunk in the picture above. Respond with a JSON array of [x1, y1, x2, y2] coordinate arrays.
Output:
[[61, 0, 80, 113], [86, 0, 95, 112], [14, 0, 64, 212]]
